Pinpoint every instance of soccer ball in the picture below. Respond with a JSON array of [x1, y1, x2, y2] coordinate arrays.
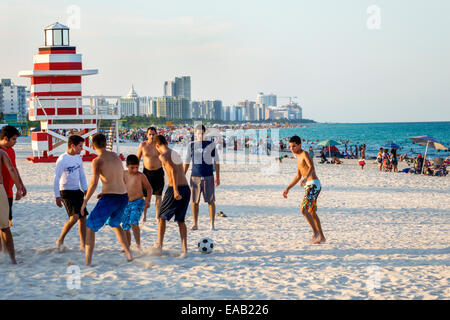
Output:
[[198, 237, 214, 254]]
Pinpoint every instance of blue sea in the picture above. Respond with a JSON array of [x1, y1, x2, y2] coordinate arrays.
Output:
[[276, 122, 450, 159]]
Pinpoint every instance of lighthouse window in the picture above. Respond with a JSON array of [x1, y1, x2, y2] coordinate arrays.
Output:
[[54, 29, 62, 46], [45, 29, 53, 46], [63, 29, 69, 45]]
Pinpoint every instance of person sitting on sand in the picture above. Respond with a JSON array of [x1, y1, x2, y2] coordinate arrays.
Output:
[[106, 154, 152, 251], [283, 135, 326, 244], [332, 156, 343, 164], [154, 135, 191, 257], [54, 135, 89, 252], [319, 149, 328, 164], [80, 133, 132, 266]]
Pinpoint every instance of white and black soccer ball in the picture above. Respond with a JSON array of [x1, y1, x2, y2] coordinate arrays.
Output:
[[198, 237, 214, 254]]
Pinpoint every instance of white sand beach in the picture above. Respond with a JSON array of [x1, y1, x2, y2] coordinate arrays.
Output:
[[0, 137, 449, 300]]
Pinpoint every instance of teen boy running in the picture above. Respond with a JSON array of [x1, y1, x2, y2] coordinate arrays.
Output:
[[283, 135, 326, 244]]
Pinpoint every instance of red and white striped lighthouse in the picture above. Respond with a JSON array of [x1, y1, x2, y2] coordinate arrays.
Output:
[[19, 22, 121, 162]]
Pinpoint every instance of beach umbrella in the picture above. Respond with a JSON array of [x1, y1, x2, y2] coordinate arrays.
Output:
[[318, 139, 341, 160], [381, 141, 399, 149], [409, 136, 448, 174]]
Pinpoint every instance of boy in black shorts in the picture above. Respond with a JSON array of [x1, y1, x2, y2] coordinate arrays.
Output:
[[54, 135, 89, 252], [154, 135, 191, 257]]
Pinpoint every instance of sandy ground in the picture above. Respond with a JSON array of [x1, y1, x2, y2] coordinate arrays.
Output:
[[0, 137, 449, 300]]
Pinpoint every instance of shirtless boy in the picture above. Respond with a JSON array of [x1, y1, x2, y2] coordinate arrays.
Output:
[[110, 154, 152, 250], [153, 135, 191, 257], [80, 133, 132, 266], [283, 135, 326, 244], [137, 127, 165, 222], [0, 148, 24, 264]]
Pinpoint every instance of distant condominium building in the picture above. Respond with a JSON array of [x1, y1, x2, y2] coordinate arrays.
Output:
[[0, 79, 28, 121], [192, 100, 222, 120], [257, 92, 277, 107], [164, 76, 191, 100], [237, 100, 256, 121], [156, 96, 190, 119], [120, 85, 155, 117], [265, 103, 302, 120]]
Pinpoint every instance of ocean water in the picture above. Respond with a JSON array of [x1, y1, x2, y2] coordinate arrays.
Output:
[[276, 122, 450, 159]]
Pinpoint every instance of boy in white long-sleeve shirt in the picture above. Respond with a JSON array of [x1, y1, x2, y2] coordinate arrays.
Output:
[[54, 135, 89, 252]]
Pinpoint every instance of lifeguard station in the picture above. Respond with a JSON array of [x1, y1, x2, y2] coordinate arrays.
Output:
[[19, 22, 122, 162]]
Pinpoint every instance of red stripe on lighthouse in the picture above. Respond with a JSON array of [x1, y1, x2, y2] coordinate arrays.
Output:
[[31, 76, 82, 85], [31, 91, 82, 97], [34, 62, 82, 70]]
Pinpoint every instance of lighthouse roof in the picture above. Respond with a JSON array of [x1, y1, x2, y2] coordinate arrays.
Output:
[[44, 22, 69, 30]]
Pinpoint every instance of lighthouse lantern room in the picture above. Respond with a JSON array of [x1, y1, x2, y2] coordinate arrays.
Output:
[[19, 22, 122, 162]]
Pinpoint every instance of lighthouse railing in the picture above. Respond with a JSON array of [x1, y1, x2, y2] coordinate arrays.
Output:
[[29, 96, 121, 120]]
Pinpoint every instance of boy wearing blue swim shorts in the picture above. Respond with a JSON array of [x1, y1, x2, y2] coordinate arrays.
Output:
[[283, 135, 326, 244], [114, 154, 152, 250], [80, 133, 133, 266]]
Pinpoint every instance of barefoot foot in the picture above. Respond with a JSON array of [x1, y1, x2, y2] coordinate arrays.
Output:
[[190, 225, 198, 231], [56, 240, 65, 252]]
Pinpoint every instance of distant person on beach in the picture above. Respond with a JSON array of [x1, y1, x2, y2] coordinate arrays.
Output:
[[0, 126, 27, 228], [283, 135, 326, 244], [80, 133, 132, 266], [308, 146, 314, 162], [184, 124, 220, 231], [54, 135, 89, 252], [390, 149, 398, 173], [359, 156, 366, 170], [0, 147, 25, 264], [137, 127, 165, 222], [376, 148, 384, 171], [154, 135, 191, 257], [108, 154, 152, 250]]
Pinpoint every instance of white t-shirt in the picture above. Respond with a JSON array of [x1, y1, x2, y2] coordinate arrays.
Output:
[[53, 152, 88, 198]]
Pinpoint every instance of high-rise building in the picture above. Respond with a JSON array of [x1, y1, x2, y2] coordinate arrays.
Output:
[[156, 96, 190, 119], [237, 100, 256, 121], [257, 92, 277, 107], [191, 101, 200, 118], [0, 79, 28, 121], [193, 100, 222, 120], [164, 76, 191, 100]]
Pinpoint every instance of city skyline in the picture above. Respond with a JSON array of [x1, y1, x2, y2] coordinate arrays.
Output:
[[1, 0, 449, 123]]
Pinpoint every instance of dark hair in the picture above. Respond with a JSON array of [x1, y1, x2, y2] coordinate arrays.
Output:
[[91, 133, 107, 149], [154, 134, 168, 146], [147, 126, 157, 134], [391, 149, 397, 156], [289, 135, 302, 145], [0, 125, 20, 140], [68, 135, 84, 148], [126, 154, 139, 165], [194, 124, 206, 132]]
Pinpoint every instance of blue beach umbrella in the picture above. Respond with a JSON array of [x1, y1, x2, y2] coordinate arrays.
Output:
[[409, 136, 448, 173], [381, 141, 399, 149], [318, 139, 341, 159]]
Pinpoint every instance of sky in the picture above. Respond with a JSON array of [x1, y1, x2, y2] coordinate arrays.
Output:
[[1, 0, 449, 123]]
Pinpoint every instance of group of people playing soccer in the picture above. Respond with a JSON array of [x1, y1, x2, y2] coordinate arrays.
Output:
[[0, 124, 325, 266]]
